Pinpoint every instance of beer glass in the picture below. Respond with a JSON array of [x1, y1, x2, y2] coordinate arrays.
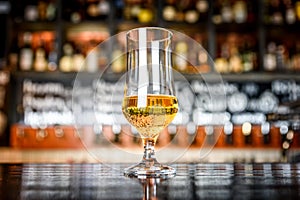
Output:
[[122, 27, 178, 178]]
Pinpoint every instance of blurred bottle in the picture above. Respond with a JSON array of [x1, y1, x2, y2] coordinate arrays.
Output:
[[292, 42, 300, 71], [163, 3, 177, 21], [185, 9, 199, 23], [123, 0, 140, 21], [187, 34, 210, 73], [196, 0, 209, 14], [215, 34, 257, 73], [242, 122, 252, 145], [264, 42, 277, 71], [122, 0, 154, 23], [59, 43, 74, 72], [19, 32, 33, 71], [24, 4, 38, 22], [86, 0, 110, 20], [138, 7, 153, 23], [214, 42, 229, 73], [174, 41, 188, 72], [264, 41, 293, 72], [86, 40, 99, 72], [221, 0, 233, 23], [163, 0, 184, 22], [111, 49, 125, 73], [46, 0, 56, 21], [224, 122, 233, 145], [241, 38, 258, 72], [47, 40, 58, 71], [261, 122, 271, 145], [72, 46, 85, 72], [233, 0, 247, 23], [24, 0, 56, 22], [285, 1, 296, 24], [297, 1, 300, 21], [38, 1, 48, 21], [33, 45, 48, 71], [229, 47, 243, 73], [212, 0, 222, 24], [163, 0, 208, 23], [276, 44, 290, 71], [63, 0, 85, 23], [8, 42, 19, 70], [264, 0, 283, 25]]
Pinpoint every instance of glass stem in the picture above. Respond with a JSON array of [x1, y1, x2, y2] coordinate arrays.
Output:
[[142, 139, 157, 164]]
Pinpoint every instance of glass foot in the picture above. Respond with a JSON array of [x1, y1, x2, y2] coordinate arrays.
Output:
[[124, 162, 176, 179]]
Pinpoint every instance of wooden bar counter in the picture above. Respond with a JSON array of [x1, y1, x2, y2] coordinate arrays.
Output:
[[0, 162, 299, 199]]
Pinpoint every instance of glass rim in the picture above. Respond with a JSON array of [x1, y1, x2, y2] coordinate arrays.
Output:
[[126, 27, 173, 43]]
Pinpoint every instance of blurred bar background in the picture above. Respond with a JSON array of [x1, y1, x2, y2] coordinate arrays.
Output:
[[0, 0, 300, 163]]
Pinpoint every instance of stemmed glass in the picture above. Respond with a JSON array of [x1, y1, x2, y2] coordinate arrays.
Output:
[[122, 27, 178, 178]]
